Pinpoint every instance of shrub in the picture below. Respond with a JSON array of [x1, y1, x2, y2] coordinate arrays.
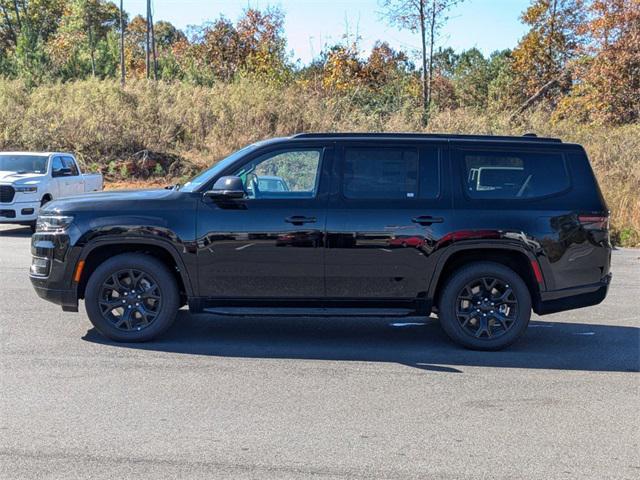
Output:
[[0, 78, 637, 246]]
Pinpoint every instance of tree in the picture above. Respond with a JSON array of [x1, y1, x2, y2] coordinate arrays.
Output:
[[557, 0, 640, 123], [0, 0, 66, 51], [119, 0, 124, 84], [380, 0, 464, 124], [46, 0, 120, 79], [363, 41, 412, 89], [511, 0, 586, 101], [452, 48, 490, 108]]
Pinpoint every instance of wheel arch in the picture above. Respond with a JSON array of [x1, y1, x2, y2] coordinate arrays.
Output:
[[76, 238, 194, 301], [429, 243, 545, 312]]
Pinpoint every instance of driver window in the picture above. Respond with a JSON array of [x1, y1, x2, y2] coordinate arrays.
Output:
[[63, 157, 79, 176], [52, 156, 64, 176], [234, 149, 322, 199]]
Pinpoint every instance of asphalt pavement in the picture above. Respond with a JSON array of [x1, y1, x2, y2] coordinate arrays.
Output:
[[0, 224, 638, 479]]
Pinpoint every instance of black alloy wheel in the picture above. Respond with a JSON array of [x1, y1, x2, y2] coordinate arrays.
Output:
[[98, 269, 162, 332], [455, 276, 518, 339], [85, 253, 179, 342], [438, 262, 531, 350]]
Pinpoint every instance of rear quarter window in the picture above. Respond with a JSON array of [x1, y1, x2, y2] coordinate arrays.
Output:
[[461, 149, 570, 200]]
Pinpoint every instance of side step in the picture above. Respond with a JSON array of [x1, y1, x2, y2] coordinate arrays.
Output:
[[202, 307, 416, 317]]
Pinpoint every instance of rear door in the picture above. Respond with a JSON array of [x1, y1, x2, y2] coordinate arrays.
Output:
[[324, 140, 451, 301]]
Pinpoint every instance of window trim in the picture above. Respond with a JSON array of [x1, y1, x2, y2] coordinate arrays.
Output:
[[222, 146, 326, 201], [454, 146, 573, 203], [338, 144, 441, 202]]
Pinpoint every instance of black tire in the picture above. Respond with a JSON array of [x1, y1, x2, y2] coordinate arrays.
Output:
[[438, 262, 531, 350], [29, 222, 36, 233], [84, 253, 179, 342]]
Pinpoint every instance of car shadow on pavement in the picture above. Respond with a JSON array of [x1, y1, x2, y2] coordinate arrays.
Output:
[[83, 312, 640, 373], [0, 226, 32, 237]]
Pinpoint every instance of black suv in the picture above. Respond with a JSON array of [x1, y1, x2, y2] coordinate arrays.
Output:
[[29, 133, 612, 350]]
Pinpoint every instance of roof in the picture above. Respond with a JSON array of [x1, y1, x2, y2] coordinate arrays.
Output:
[[290, 132, 563, 143], [0, 151, 73, 156]]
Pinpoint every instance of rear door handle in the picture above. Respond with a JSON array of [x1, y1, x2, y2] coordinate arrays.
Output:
[[412, 215, 444, 226], [285, 215, 317, 225]]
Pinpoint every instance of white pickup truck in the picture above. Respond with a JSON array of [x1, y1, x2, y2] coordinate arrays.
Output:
[[0, 152, 103, 230]]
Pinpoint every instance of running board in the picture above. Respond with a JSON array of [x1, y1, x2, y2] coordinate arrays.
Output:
[[202, 307, 416, 317]]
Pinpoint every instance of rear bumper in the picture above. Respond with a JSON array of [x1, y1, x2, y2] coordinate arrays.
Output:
[[535, 274, 611, 315]]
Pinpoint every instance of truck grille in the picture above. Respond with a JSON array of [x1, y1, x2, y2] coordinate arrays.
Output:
[[0, 185, 15, 203]]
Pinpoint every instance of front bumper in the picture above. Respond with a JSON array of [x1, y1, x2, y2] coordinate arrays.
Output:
[[29, 229, 81, 312], [0, 200, 40, 223], [535, 274, 612, 315], [31, 283, 79, 312]]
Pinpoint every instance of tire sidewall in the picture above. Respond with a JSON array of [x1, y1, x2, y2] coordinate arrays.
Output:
[[439, 262, 532, 350], [85, 253, 179, 342]]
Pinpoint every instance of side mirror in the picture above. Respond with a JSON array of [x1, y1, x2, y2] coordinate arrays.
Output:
[[204, 176, 246, 201]]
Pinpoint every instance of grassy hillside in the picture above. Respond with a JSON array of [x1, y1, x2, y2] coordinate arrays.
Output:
[[0, 78, 637, 246]]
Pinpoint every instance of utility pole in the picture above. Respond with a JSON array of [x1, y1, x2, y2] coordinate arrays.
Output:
[[145, 0, 151, 79], [150, 3, 158, 80], [119, 0, 125, 85]]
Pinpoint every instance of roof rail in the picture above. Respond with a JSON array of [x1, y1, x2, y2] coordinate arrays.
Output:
[[291, 132, 562, 143]]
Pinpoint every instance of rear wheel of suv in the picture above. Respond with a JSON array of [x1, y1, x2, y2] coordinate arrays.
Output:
[[438, 262, 531, 350], [84, 253, 179, 342]]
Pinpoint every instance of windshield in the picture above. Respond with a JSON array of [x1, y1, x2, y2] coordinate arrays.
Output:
[[180, 143, 260, 193], [0, 155, 48, 174]]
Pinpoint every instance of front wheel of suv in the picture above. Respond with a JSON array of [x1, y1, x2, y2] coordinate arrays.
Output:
[[438, 262, 531, 350], [84, 253, 179, 342]]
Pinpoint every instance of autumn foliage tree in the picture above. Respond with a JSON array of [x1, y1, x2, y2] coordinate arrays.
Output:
[[511, 0, 586, 103], [558, 0, 640, 123]]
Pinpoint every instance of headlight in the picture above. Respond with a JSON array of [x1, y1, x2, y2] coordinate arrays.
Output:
[[15, 185, 38, 193], [36, 215, 74, 232]]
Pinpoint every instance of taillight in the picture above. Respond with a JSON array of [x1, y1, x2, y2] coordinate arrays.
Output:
[[578, 215, 609, 230]]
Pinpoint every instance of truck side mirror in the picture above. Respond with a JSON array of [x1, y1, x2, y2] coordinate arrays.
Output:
[[204, 176, 246, 201]]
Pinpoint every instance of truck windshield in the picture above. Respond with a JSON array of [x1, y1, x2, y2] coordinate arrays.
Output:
[[0, 155, 48, 174], [180, 143, 260, 192]]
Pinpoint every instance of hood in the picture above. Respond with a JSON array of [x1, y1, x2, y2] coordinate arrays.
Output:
[[0, 171, 46, 184], [42, 188, 180, 215]]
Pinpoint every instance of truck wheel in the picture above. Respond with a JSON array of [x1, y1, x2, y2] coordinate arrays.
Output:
[[84, 253, 179, 342], [438, 262, 531, 351]]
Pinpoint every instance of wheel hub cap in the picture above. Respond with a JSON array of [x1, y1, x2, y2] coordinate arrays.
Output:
[[455, 277, 518, 339]]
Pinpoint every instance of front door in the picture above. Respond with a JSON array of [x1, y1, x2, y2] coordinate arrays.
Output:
[[51, 156, 76, 198], [325, 141, 451, 301], [196, 145, 331, 299]]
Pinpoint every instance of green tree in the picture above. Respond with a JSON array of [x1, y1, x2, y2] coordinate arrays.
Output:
[[452, 48, 490, 108], [380, 0, 464, 123]]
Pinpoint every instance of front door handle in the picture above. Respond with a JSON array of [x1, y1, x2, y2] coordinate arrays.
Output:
[[285, 215, 317, 226], [412, 215, 444, 226]]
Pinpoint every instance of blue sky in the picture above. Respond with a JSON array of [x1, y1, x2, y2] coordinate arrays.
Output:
[[123, 0, 530, 64]]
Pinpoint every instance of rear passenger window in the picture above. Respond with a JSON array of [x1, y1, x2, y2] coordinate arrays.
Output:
[[462, 150, 569, 199], [343, 147, 438, 199]]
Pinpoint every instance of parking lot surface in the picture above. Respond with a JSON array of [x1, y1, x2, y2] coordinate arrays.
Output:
[[0, 224, 638, 479]]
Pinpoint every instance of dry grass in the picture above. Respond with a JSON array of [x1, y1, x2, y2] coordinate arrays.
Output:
[[0, 78, 637, 246]]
